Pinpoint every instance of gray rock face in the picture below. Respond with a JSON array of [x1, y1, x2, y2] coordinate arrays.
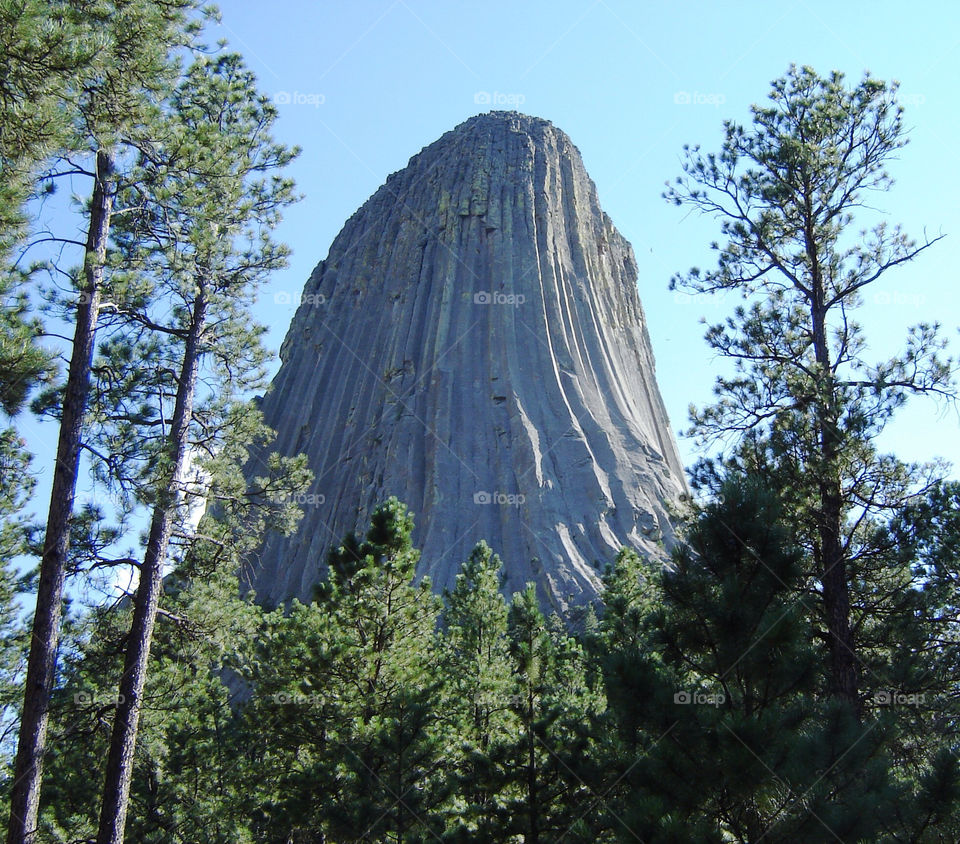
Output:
[[246, 111, 686, 614]]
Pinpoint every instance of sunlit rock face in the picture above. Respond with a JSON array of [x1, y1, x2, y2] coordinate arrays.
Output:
[[244, 111, 687, 614]]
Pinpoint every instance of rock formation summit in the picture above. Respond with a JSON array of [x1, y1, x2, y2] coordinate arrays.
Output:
[[248, 111, 686, 613]]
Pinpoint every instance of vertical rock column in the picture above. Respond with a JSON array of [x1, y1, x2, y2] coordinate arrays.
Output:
[[246, 111, 686, 614]]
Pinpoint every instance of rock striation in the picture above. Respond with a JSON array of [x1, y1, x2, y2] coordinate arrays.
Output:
[[246, 111, 687, 614]]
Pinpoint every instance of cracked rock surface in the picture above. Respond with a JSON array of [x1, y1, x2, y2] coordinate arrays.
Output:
[[245, 111, 687, 614]]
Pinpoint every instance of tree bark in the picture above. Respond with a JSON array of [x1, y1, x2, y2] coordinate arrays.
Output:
[[7, 149, 114, 844], [526, 690, 539, 844], [819, 476, 859, 709], [810, 297, 860, 715], [96, 290, 207, 844], [801, 189, 860, 715]]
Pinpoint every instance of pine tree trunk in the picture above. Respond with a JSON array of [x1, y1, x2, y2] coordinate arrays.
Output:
[[801, 198, 860, 716], [96, 291, 207, 844], [819, 477, 859, 709], [810, 294, 859, 715], [7, 149, 114, 844], [526, 692, 539, 844]]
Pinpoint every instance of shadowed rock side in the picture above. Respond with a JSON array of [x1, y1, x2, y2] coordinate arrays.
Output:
[[245, 111, 687, 614]]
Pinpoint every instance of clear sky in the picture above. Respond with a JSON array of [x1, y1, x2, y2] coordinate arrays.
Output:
[[208, 0, 960, 477]]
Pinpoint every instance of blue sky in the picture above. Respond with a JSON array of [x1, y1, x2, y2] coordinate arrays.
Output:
[[211, 0, 960, 476]]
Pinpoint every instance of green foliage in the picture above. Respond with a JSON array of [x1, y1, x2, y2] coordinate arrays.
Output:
[[439, 541, 515, 830], [656, 478, 817, 705], [600, 476, 897, 841], [36, 570, 261, 843], [0, 428, 35, 565], [461, 584, 604, 842], [33, 426, 287, 843], [239, 498, 448, 842], [667, 63, 956, 714], [0, 0, 83, 255], [29, 483, 960, 840], [0, 275, 54, 417], [0, 430, 31, 764]]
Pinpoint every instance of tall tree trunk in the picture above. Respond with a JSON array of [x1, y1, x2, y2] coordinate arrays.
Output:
[[810, 298, 859, 714], [819, 477, 858, 709], [7, 149, 114, 844], [803, 198, 860, 715], [96, 291, 207, 844], [526, 692, 538, 844]]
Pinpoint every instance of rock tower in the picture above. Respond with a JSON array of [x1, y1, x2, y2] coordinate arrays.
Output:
[[247, 112, 686, 613]]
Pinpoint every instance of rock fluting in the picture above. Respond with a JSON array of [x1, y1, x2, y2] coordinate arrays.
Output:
[[246, 111, 686, 614]]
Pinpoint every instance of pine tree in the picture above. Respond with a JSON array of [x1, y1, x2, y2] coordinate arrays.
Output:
[[601, 475, 903, 841], [864, 481, 960, 840], [9, 5, 202, 839], [438, 542, 515, 836], [0, 2, 79, 793], [87, 51, 299, 844], [0, 0, 91, 256], [471, 585, 601, 842], [35, 569, 263, 843], [665, 65, 956, 714], [240, 499, 448, 842], [32, 411, 303, 842], [588, 548, 704, 842]]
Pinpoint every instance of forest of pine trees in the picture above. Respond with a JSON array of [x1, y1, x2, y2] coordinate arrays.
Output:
[[1, 3, 959, 842]]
